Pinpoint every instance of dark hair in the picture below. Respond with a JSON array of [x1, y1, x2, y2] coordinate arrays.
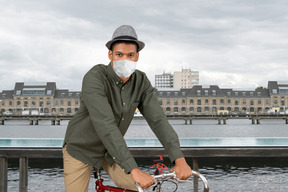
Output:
[[110, 40, 139, 52]]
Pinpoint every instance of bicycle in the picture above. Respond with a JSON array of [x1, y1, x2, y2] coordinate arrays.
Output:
[[95, 157, 209, 192]]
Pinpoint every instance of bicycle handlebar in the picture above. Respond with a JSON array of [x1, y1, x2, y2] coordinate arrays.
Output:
[[135, 170, 209, 192]]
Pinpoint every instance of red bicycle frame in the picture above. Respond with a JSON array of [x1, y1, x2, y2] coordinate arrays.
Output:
[[95, 171, 137, 192]]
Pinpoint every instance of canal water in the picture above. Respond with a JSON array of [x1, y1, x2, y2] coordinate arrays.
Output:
[[1, 119, 288, 191]]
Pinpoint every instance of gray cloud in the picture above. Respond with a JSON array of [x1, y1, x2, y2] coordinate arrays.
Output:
[[0, 0, 288, 91]]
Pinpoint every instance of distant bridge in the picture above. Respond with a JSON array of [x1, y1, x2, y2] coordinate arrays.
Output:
[[1, 114, 288, 125]]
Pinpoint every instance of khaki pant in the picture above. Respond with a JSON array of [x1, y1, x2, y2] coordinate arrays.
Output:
[[63, 146, 137, 192]]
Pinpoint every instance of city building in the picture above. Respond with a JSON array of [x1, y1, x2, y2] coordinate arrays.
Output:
[[155, 69, 199, 89], [173, 69, 199, 88], [155, 72, 174, 88], [0, 82, 80, 115], [155, 81, 288, 115], [1, 81, 288, 116]]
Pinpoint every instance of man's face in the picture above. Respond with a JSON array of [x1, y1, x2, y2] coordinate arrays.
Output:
[[108, 42, 139, 66]]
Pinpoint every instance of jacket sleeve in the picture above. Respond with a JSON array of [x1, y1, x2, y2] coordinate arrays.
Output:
[[82, 71, 138, 173], [138, 74, 184, 163]]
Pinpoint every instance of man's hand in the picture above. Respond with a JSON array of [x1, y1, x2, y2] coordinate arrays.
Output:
[[169, 157, 192, 180], [130, 168, 154, 189]]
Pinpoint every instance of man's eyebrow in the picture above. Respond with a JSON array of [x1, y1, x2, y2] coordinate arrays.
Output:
[[114, 51, 136, 54]]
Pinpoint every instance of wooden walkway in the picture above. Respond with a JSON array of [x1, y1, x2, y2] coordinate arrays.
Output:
[[1, 138, 288, 192]]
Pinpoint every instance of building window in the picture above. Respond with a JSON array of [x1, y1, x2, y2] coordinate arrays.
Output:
[[227, 92, 231, 96], [67, 108, 71, 113], [40, 101, 43, 107], [16, 90, 21, 95], [167, 99, 170, 104], [212, 90, 216, 96], [181, 107, 186, 111], [250, 92, 254, 96], [197, 107, 201, 112], [213, 99, 216, 105], [220, 99, 224, 104], [266, 99, 269, 104], [182, 99, 185, 104], [60, 108, 64, 112], [55, 100, 59, 105], [182, 92, 186, 96], [189, 107, 194, 111], [60, 100, 64, 105], [9, 101, 12, 106], [190, 99, 193, 104], [228, 99, 231, 104], [166, 107, 171, 111], [16, 101, 21, 106], [235, 100, 239, 105], [197, 99, 201, 105], [47, 90, 52, 95], [272, 89, 277, 94], [205, 107, 209, 111], [174, 92, 178, 96], [24, 101, 28, 107], [1, 101, 4, 106], [243, 99, 246, 104], [174, 107, 178, 112], [159, 92, 163, 96], [174, 99, 178, 105], [61, 93, 65, 97], [242, 92, 246, 96], [205, 99, 208, 104], [69, 93, 73, 97], [274, 100, 277, 104], [167, 92, 170, 96], [197, 90, 201, 96], [205, 90, 208, 96], [75, 100, 79, 105], [258, 100, 261, 104], [32, 101, 36, 105], [76, 93, 80, 97], [235, 92, 238, 96], [68, 101, 71, 106], [250, 100, 254, 105], [257, 92, 261, 96], [159, 100, 162, 105], [47, 101, 50, 105]]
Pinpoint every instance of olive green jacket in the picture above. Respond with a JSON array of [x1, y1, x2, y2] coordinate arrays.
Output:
[[63, 63, 184, 173]]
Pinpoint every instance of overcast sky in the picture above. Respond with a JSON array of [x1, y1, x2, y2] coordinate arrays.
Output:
[[1, 0, 288, 91]]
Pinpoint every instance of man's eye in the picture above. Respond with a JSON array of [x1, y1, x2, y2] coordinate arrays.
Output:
[[116, 53, 122, 57], [129, 54, 134, 57]]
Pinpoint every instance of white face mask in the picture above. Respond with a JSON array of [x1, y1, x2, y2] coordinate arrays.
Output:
[[113, 60, 137, 78]]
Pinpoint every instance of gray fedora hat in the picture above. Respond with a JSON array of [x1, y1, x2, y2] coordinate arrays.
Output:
[[106, 25, 145, 52]]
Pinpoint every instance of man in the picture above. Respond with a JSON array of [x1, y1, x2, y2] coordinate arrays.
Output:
[[63, 25, 192, 192]]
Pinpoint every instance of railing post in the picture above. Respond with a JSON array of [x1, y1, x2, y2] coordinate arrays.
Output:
[[19, 157, 28, 192], [193, 157, 199, 192], [0, 157, 8, 192]]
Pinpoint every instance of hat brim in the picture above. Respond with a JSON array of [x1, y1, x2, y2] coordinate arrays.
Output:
[[106, 39, 145, 52]]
